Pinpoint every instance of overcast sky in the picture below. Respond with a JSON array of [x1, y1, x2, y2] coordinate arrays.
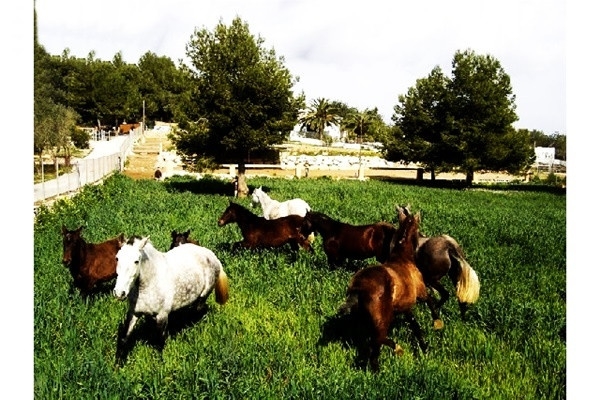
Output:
[[34, 0, 566, 134]]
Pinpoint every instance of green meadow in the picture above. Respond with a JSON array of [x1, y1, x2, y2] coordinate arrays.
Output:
[[34, 173, 566, 399]]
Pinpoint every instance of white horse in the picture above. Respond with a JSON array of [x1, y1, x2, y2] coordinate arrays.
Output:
[[113, 236, 228, 360], [251, 186, 311, 220]]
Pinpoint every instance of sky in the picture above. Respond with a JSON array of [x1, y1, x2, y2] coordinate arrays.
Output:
[[32, 0, 567, 135]]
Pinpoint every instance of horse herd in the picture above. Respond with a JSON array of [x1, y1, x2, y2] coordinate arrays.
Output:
[[60, 186, 480, 372]]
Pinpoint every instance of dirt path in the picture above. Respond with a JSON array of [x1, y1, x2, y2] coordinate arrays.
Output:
[[122, 133, 173, 180]]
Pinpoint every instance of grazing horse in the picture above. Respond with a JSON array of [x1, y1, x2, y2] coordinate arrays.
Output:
[[397, 205, 480, 319], [217, 201, 313, 252], [61, 225, 124, 295], [113, 236, 229, 362], [169, 229, 199, 250], [301, 211, 397, 268], [250, 186, 311, 219], [337, 210, 440, 372]]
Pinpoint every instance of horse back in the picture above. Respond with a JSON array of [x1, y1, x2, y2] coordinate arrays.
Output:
[[83, 238, 120, 280]]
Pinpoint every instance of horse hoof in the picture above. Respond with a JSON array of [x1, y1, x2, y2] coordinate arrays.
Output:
[[433, 319, 444, 330], [394, 344, 404, 356]]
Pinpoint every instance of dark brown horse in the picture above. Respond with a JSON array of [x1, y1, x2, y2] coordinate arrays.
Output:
[[169, 230, 199, 250], [217, 201, 313, 252], [301, 211, 396, 268], [397, 205, 480, 320], [337, 209, 441, 372], [61, 225, 125, 295]]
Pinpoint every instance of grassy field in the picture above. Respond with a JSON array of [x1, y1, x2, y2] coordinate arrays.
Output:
[[34, 173, 566, 399]]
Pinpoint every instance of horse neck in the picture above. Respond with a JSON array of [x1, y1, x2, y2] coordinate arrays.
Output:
[[138, 243, 166, 285], [233, 205, 260, 226], [310, 214, 337, 236], [387, 226, 418, 267], [258, 192, 277, 211]]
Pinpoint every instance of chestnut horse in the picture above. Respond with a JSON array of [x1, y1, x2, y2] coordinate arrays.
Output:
[[169, 229, 199, 250], [301, 211, 396, 268], [217, 201, 313, 252], [61, 225, 125, 295], [397, 205, 480, 319], [337, 209, 441, 372]]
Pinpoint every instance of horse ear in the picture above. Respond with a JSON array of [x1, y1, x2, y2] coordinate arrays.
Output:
[[171, 230, 177, 237], [184, 230, 190, 237], [140, 236, 150, 248], [118, 233, 126, 246], [414, 212, 421, 224]]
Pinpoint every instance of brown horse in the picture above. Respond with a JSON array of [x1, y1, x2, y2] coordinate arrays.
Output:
[[397, 205, 480, 320], [217, 201, 313, 252], [61, 225, 125, 295], [301, 211, 396, 268], [169, 230, 199, 250], [337, 209, 441, 372]]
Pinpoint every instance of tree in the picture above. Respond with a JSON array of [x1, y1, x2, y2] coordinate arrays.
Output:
[[171, 17, 302, 197], [386, 49, 532, 184], [384, 66, 451, 179], [298, 98, 341, 142], [137, 52, 192, 124]]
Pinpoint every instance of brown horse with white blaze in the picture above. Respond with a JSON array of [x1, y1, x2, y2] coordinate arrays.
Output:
[[61, 225, 125, 295], [338, 209, 441, 372]]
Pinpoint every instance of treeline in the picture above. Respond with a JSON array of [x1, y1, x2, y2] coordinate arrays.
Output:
[[34, 12, 565, 187]]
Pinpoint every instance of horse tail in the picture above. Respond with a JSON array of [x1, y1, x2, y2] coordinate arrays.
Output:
[[338, 292, 359, 315], [214, 266, 229, 305], [445, 235, 480, 304]]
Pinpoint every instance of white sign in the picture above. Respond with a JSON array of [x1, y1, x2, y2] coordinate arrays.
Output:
[[534, 147, 555, 164]]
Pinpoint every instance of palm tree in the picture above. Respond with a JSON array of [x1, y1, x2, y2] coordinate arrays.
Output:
[[342, 109, 377, 164], [298, 98, 341, 142]]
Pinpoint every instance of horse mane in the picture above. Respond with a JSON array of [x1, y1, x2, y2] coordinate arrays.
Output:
[[389, 212, 420, 260], [230, 201, 260, 220]]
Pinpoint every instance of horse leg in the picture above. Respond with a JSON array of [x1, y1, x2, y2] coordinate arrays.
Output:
[[425, 282, 445, 330], [116, 311, 139, 365], [404, 311, 428, 354], [155, 313, 169, 351], [429, 280, 450, 311], [289, 240, 300, 251]]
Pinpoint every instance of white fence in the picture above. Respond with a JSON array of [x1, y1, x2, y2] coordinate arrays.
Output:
[[33, 127, 143, 205]]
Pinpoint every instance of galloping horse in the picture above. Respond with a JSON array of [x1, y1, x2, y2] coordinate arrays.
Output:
[[397, 205, 480, 319], [338, 209, 440, 372], [113, 236, 228, 362], [169, 229, 199, 250], [61, 225, 124, 295], [250, 186, 311, 219], [217, 201, 313, 252], [301, 211, 396, 268]]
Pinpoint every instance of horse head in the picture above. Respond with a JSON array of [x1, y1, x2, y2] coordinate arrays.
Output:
[[390, 210, 421, 256], [250, 186, 264, 206], [113, 236, 149, 300], [218, 201, 241, 226], [61, 225, 84, 267]]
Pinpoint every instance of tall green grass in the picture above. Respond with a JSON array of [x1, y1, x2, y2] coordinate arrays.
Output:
[[34, 173, 566, 399]]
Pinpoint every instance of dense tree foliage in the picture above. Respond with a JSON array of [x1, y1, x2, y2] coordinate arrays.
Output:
[[170, 17, 302, 197], [384, 50, 534, 184]]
